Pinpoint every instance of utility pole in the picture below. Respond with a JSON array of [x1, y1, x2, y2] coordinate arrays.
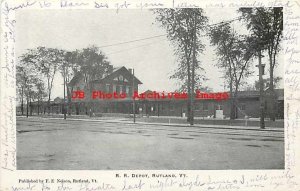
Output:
[[132, 68, 136, 123], [63, 64, 66, 120], [257, 49, 265, 129]]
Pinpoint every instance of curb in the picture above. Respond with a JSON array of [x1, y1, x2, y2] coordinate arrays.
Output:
[[18, 116, 284, 132]]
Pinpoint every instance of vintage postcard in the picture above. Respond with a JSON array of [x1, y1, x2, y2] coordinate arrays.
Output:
[[1, 0, 300, 190]]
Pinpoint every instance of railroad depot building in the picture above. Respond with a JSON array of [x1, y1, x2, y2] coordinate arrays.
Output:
[[66, 66, 284, 119], [20, 66, 284, 119], [68, 66, 142, 115]]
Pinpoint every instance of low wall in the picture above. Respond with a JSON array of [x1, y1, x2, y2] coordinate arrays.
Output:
[[138, 117, 284, 128]]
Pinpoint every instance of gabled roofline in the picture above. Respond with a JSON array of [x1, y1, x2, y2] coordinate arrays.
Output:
[[92, 66, 143, 84]]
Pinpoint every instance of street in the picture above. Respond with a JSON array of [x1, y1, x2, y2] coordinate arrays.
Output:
[[17, 117, 284, 170]]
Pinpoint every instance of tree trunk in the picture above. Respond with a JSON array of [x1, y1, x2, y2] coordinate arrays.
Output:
[[29, 94, 32, 116], [48, 94, 51, 114], [43, 102, 46, 114], [26, 95, 29, 118], [37, 99, 40, 115], [229, 62, 235, 120], [67, 86, 72, 115], [269, 54, 276, 121], [233, 88, 239, 119], [21, 87, 24, 115], [184, 45, 191, 123], [88, 82, 93, 117], [187, 62, 191, 123], [47, 77, 51, 114], [190, 14, 197, 126]]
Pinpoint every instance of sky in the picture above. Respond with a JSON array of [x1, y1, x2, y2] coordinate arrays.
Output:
[[16, 8, 283, 99]]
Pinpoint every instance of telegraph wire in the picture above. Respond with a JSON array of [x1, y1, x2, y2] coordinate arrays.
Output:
[[97, 17, 242, 49], [207, 16, 242, 28], [98, 34, 167, 49], [106, 39, 165, 56]]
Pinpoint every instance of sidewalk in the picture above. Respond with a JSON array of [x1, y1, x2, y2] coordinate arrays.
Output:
[[17, 115, 284, 132], [70, 117, 284, 132]]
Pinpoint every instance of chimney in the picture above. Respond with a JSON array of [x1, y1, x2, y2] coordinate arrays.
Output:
[[128, 68, 133, 74]]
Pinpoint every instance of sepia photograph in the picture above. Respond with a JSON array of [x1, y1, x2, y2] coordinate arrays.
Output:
[[15, 7, 284, 170]]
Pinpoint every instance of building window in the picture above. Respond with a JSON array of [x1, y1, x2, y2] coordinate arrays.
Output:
[[216, 104, 223, 110], [119, 75, 124, 81], [121, 86, 125, 93], [128, 86, 132, 95], [194, 103, 200, 111], [106, 84, 110, 92], [203, 102, 208, 111], [241, 104, 246, 111], [170, 104, 174, 111]]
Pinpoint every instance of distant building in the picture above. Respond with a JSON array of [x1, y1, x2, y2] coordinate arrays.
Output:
[[68, 66, 142, 115], [16, 96, 65, 115], [17, 66, 284, 120], [137, 89, 284, 119]]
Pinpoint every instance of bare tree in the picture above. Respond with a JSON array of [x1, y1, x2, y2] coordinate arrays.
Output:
[[209, 23, 253, 119], [16, 61, 40, 117], [153, 8, 208, 125], [239, 7, 283, 121], [63, 50, 81, 115], [32, 80, 47, 115], [20, 47, 61, 114], [76, 45, 113, 115]]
